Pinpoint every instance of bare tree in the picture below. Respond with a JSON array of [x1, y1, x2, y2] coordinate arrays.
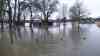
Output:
[[69, 0, 88, 31], [62, 3, 67, 19], [15, 0, 26, 25], [21, 1, 34, 20], [7, 0, 12, 27], [62, 3, 67, 23], [32, 0, 59, 24], [17, 0, 21, 22], [18, 0, 34, 26], [69, 1, 88, 21], [0, 0, 6, 28], [13, 0, 17, 22]]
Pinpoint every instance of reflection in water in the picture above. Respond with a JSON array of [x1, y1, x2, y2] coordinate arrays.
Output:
[[0, 23, 100, 56], [0, 23, 81, 56], [80, 24, 100, 56], [9, 28, 14, 45]]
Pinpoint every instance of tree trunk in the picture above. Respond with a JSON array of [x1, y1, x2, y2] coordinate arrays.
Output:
[[13, 0, 17, 24], [7, 0, 12, 28], [29, 7, 33, 27], [0, 0, 4, 29], [17, 0, 21, 25], [78, 21, 80, 32]]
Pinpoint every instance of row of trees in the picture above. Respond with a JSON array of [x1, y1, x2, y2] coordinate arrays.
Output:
[[0, 0, 59, 26], [0, 0, 89, 27]]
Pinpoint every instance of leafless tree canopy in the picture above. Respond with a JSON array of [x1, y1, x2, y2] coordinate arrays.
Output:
[[69, 1, 89, 20]]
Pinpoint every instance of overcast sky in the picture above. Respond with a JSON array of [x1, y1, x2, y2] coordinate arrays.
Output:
[[59, 0, 100, 18]]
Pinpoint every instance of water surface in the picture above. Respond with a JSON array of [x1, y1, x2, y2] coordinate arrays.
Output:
[[0, 23, 100, 56]]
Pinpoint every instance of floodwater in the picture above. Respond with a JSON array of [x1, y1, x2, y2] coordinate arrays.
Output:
[[80, 24, 100, 56], [0, 23, 100, 56]]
